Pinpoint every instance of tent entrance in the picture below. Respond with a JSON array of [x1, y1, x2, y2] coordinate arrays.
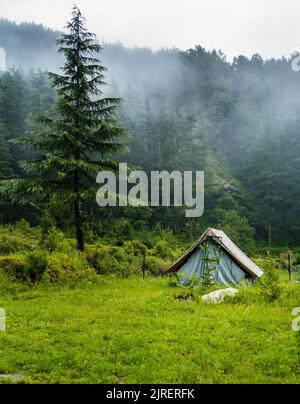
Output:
[[201, 241, 221, 285], [178, 238, 248, 286]]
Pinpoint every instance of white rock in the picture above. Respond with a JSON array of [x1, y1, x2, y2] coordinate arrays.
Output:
[[202, 288, 238, 304]]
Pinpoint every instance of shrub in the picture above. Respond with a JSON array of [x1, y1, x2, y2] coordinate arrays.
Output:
[[0, 251, 97, 286], [153, 240, 174, 260], [123, 240, 147, 256], [224, 292, 249, 305], [145, 255, 172, 276], [22, 251, 49, 284], [15, 219, 31, 233], [132, 220, 149, 232], [114, 219, 133, 243], [166, 274, 179, 288], [0, 235, 21, 254], [40, 226, 64, 252], [86, 245, 136, 278], [293, 253, 300, 266], [46, 253, 96, 285], [0, 251, 48, 284], [181, 273, 203, 289], [173, 286, 203, 303], [256, 258, 282, 302], [0, 255, 27, 280], [0, 233, 36, 254]]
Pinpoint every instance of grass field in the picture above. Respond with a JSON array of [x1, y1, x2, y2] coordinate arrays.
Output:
[[0, 276, 300, 384]]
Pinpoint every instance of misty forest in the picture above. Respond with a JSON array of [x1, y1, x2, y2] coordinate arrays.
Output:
[[0, 7, 300, 385], [2, 15, 300, 249]]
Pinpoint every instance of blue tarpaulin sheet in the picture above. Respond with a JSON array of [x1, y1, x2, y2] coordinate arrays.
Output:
[[178, 239, 247, 286]]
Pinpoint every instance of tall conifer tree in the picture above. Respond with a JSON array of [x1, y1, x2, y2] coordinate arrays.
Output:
[[1, 6, 126, 250]]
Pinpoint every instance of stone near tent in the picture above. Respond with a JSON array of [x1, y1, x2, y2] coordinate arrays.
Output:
[[202, 288, 239, 304], [164, 228, 263, 286]]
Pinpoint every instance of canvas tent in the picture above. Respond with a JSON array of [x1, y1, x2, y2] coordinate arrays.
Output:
[[164, 228, 263, 286]]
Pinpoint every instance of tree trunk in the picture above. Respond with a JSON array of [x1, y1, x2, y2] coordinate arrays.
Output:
[[74, 196, 84, 251], [74, 164, 84, 251]]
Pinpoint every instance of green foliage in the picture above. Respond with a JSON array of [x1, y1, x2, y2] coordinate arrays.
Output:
[[179, 273, 204, 289], [0, 251, 48, 284], [152, 240, 174, 260], [292, 253, 300, 266], [40, 226, 64, 252], [0, 235, 21, 255], [4, 21, 300, 247], [0, 223, 36, 253], [0, 7, 127, 251], [213, 209, 255, 253], [0, 121, 12, 179], [114, 219, 133, 243], [0, 255, 27, 280], [46, 253, 96, 285], [223, 287, 251, 305], [15, 219, 32, 234], [257, 258, 282, 302], [144, 256, 171, 276], [22, 251, 48, 284], [86, 245, 136, 278], [123, 240, 147, 256], [0, 250, 97, 286], [0, 225, 178, 283]]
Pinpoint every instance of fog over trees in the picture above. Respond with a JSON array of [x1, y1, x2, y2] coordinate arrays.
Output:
[[1, 18, 300, 247]]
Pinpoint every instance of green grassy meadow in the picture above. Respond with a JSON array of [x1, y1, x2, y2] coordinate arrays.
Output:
[[1, 275, 300, 384]]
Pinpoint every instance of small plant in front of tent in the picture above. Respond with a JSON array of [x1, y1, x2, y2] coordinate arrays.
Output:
[[201, 242, 220, 287], [257, 258, 282, 302]]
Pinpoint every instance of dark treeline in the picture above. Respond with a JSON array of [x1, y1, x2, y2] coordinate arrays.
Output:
[[1, 19, 300, 248]]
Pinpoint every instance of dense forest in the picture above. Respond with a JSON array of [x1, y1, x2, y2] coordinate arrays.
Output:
[[1, 18, 300, 248], [1, 7, 300, 386]]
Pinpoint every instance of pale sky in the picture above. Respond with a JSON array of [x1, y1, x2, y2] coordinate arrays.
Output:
[[0, 0, 299, 60]]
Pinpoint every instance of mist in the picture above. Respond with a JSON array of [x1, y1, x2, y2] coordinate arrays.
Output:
[[1, 18, 300, 243]]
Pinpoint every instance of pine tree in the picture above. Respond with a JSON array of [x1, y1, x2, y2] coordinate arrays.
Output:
[[1, 6, 126, 250]]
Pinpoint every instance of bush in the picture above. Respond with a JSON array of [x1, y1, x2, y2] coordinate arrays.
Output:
[[86, 245, 137, 278], [40, 226, 64, 252], [23, 251, 49, 284], [224, 292, 249, 305], [293, 253, 300, 266], [153, 240, 174, 260], [114, 219, 133, 243], [0, 235, 21, 254], [0, 255, 27, 280], [46, 253, 96, 285], [15, 219, 31, 234], [0, 251, 97, 285], [256, 258, 282, 302], [0, 251, 48, 284], [144, 256, 168, 276], [0, 233, 36, 254], [179, 273, 203, 289], [85, 242, 172, 278], [123, 240, 147, 257]]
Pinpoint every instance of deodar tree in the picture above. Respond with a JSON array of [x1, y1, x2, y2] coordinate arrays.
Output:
[[0, 6, 127, 250]]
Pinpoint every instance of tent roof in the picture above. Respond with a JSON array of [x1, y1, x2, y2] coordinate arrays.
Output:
[[164, 228, 263, 278]]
